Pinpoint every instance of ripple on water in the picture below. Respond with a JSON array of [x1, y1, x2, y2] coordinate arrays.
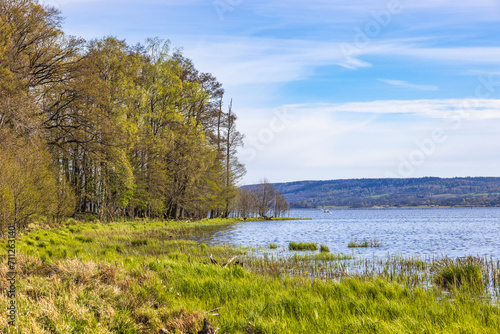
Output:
[[206, 208, 500, 260]]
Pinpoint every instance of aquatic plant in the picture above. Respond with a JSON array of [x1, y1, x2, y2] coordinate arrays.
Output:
[[348, 240, 369, 248], [433, 257, 484, 291], [320, 244, 330, 253], [348, 236, 381, 248], [289, 242, 318, 251]]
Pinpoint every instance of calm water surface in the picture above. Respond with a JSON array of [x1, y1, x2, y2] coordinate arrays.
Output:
[[209, 208, 500, 259]]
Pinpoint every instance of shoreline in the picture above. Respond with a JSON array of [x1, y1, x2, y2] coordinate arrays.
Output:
[[1, 218, 498, 332]]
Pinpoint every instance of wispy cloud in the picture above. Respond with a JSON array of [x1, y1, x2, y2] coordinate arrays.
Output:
[[238, 100, 500, 182], [378, 79, 438, 91], [287, 99, 500, 119]]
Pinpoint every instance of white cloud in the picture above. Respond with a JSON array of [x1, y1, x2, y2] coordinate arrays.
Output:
[[238, 100, 500, 183], [287, 99, 500, 120], [378, 79, 438, 91], [180, 34, 500, 89]]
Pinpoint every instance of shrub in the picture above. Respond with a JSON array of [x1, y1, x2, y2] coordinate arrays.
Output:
[[269, 242, 278, 249]]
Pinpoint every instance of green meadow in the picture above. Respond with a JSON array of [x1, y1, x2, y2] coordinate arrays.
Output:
[[1, 218, 499, 333]]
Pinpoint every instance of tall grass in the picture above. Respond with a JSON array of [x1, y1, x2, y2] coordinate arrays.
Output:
[[0, 219, 499, 333], [288, 242, 318, 251], [433, 257, 485, 291], [348, 236, 382, 248]]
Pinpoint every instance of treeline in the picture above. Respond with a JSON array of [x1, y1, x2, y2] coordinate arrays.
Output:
[[272, 177, 500, 208], [0, 0, 247, 233], [235, 179, 289, 218]]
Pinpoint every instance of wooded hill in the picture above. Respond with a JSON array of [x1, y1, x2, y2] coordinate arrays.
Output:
[[271, 177, 500, 208]]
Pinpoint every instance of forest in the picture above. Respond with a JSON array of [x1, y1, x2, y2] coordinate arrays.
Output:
[[0, 0, 289, 236], [274, 177, 500, 208]]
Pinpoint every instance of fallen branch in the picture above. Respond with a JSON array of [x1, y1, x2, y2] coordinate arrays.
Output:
[[206, 307, 223, 313], [223, 256, 237, 268], [209, 255, 239, 267], [198, 318, 219, 334]]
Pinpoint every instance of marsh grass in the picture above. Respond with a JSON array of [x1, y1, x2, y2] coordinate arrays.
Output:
[[269, 242, 278, 249], [348, 236, 382, 248], [320, 244, 330, 253], [0, 218, 499, 333], [288, 242, 318, 251], [348, 240, 369, 248], [433, 256, 485, 291]]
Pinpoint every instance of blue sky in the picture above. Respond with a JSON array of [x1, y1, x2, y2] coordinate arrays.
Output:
[[43, 0, 500, 184]]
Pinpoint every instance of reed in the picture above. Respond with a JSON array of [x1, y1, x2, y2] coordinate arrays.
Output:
[[348, 236, 382, 248], [433, 256, 485, 291], [320, 244, 330, 253], [288, 241, 318, 251]]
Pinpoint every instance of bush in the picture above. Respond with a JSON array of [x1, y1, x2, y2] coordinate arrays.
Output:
[[269, 242, 278, 249], [289, 242, 318, 251]]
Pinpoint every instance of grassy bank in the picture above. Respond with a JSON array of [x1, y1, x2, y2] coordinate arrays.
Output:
[[1, 218, 500, 333]]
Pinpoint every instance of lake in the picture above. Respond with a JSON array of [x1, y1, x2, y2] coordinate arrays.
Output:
[[209, 208, 500, 259]]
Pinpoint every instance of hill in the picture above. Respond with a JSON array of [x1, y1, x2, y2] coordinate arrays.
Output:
[[270, 177, 500, 208]]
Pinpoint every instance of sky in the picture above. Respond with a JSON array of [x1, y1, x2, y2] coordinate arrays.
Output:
[[42, 0, 500, 185]]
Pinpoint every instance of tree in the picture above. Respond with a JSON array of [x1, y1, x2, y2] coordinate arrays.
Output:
[[234, 179, 289, 218], [1, 1, 248, 226]]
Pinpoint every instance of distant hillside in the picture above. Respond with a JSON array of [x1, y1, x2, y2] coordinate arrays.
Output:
[[269, 177, 500, 208]]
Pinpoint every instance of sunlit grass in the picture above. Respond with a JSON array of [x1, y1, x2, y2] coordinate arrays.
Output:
[[288, 241, 318, 251], [0, 218, 499, 333]]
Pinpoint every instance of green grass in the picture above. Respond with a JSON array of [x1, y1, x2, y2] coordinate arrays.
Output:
[[320, 244, 330, 253], [288, 242, 318, 251], [433, 257, 485, 291], [293, 252, 353, 261], [348, 240, 369, 248], [348, 236, 382, 248], [0, 218, 499, 333], [269, 242, 278, 249]]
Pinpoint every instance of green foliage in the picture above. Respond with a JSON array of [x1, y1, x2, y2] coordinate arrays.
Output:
[[320, 244, 330, 253], [289, 242, 318, 251], [269, 242, 278, 249], [0, 0, 247, 229]]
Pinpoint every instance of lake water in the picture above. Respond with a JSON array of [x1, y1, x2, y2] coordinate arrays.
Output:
[[210, 208, 500, 259]]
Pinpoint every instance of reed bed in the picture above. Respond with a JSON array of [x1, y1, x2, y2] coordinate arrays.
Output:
[[288, 241, 318, 251]]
